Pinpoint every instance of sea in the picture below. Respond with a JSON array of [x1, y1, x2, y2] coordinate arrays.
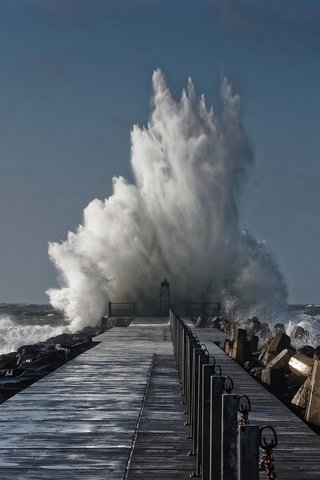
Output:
[[0, 304, 69, 355], [0, 303, 319, 356]]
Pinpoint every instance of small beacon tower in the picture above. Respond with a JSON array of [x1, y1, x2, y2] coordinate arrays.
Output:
[[160, 278, 170, 316]]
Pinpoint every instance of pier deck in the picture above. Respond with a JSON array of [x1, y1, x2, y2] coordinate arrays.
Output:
[[0, 319, 193, 479], [0, 319, 319, 478]]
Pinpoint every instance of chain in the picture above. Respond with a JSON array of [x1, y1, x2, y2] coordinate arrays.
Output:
[[259, 426, 278, 480], [238, 395, 251, 425], [224, 376, 234, 394]]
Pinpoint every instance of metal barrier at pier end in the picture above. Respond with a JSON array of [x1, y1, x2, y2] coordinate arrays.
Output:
[[169, 307, 278, 480], [188, 302, 222, 320], [108, 302, 135, 317]]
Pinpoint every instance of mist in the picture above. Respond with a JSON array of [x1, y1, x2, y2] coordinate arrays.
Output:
[[47, 70, 287, 329]]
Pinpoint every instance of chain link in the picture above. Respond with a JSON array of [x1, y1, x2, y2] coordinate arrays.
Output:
[[238, 395, 251, 425], [259, 426, 278, 480]]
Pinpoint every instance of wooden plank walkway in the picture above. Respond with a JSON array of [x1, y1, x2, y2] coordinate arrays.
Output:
[[127, 353, 194, 480], [192, 325, 320, 479], [0, 319, 194, 479]]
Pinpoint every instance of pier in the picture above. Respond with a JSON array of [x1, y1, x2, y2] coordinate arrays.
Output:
[[0, 312, 319, 478]]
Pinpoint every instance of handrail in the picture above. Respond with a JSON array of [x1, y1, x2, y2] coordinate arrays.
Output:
[[169, 306, 277, 480]]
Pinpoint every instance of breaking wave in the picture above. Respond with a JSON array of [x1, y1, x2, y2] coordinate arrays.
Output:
[[47, 70, 288, 329]]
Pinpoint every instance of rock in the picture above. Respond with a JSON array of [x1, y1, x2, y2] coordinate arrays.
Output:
[[259, 323, 272, 339], [265, 347, 295, 371], [291, 377, 311, 409], [273, 323, 285, 335], [261, 367, 287, 396], [290, 326, 309, 341], [233, 328, 247, 341], [249, 317, 262, 334], [250, 366, 264, 379], [262, 332, 291, 365], [230, 339, 251, 364], [250, 334, 259, 353], [288, 352, 313, 377], [298, 345, 315, 358], [224, 339, 232, 355], [306, 358, 320, 426], [244, 358, 262, 371], [314, 346, 320, 360]]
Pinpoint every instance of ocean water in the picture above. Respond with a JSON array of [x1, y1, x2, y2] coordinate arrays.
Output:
[[0, 303, 319, 356], [0, 304, 69, 355]]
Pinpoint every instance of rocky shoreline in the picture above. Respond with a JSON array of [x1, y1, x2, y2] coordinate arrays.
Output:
[[0, 316, 132, 404]]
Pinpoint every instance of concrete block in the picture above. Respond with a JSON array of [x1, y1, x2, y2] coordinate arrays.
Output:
[[261, 367, 287, 396], [231, 340, 251, 364], [289, 352, 313, 378], [265, 348, 295, 371], [263, 332, 291, 365], [292, 377, 311, 409], [224, 339, 232, 355], [250, 335, 259, 354], [290, 325, 309, 341], [305, 359, 320, 426], [234, 328, 247, 341]]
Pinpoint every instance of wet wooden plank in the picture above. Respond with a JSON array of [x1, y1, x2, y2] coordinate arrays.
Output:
[[127, 353, 194, 480], [0, 319, 174, 479]]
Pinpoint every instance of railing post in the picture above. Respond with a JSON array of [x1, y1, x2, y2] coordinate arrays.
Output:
[[185, 333, 194, 422], [194, 348, 209, 476], [221, 394, 238, 480], [201, 363, 216, 480], [237, 425, 260, 480], [210, 375, 224, 480], [190, 345, 201, 453]]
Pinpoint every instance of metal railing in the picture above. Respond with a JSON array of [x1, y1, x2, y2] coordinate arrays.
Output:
[[169, 307, 277, 480], [188, 302, 222, 319], [108, 302, 135, 317]]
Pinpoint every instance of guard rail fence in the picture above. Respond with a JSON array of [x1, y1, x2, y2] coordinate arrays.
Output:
[[169, 308, 277, 480]]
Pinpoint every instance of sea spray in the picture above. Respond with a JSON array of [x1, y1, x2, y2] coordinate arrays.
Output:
[[47, 70, 288, 329]]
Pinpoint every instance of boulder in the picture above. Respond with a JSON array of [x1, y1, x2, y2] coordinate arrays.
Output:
[[249, 316, 262, 334], [265, 347, 295, 371], [250, 366, 264, 379], [273, 323, 285, 335], [305, 358, 320, 426], [290, 325, 309, 341], [288, 352, 313, 377], [262, 332, 291, 365], [261, 367, 287, 397], [298, 345, 315, 358], [291, 377, 311, 409]]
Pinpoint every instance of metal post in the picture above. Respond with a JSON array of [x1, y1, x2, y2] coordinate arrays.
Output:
[[194, 348, 209, 476], [210, 375, 224, 480], [237, 425, 260, 480], [221, 394, 238, 480], [202, 364, 216, 480], [190, 346, 201, 451]]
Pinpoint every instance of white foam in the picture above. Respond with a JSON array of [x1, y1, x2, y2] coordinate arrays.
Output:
[[0, 315, 68, 355], [47, 70, 288, 329]]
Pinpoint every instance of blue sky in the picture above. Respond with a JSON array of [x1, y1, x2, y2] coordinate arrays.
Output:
[[0, 0, 320, 303]]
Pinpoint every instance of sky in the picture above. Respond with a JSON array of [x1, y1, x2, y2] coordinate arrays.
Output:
[[0, 0, 320, 304]]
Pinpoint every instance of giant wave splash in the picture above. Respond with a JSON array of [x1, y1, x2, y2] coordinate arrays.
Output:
[[47, 70, 288, 329]]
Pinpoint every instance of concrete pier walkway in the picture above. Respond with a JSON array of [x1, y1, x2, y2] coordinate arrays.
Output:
[[0, 318, 320, 478], [0, 319, 193, 479]]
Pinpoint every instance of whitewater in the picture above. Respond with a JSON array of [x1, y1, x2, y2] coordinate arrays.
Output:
[[47, 70, 288, 329], [1, 70, 318, 356]]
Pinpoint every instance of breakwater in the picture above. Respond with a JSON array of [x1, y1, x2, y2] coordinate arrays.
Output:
[[205, 314, 320, 430]]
